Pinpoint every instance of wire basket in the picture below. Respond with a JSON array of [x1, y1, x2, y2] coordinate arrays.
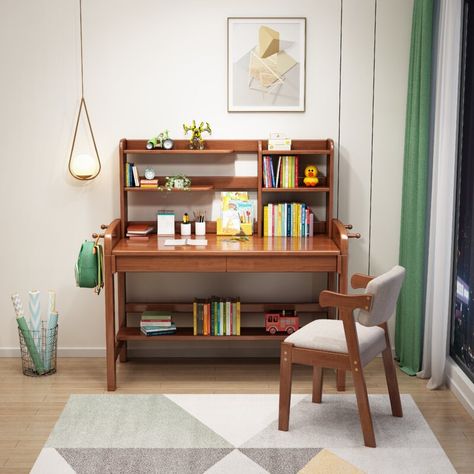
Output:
[[18, 321, 58, 376]]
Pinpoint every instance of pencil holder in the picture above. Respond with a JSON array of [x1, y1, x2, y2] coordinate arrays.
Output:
[[195, 221, 206, 236], [18, 321, 58, 377], [180, 222, 191, 236]]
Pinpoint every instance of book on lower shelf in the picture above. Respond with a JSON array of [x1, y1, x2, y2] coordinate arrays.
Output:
[[126, 224, 154, 240], [263, 203, 315, 237], [193, 297, 240, 336], [140, 311, 177, 336]]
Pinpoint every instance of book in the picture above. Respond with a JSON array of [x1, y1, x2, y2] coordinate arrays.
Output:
[[141, 311, 172, 320], [126, 235, 150, 241], [127, 224, 154, 235], [132, 165, 140, 187], [193, 296, 240, 336], [140, 321, 172, 327], [141, 323, 176, 331]]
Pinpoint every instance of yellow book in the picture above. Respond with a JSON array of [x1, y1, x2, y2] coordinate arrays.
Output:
[[264, 205, 268, 237], [296, 204, 301, 237], [193, 301, 197, 336], [236, 299, 241, 335], [277, 204, 282, 237]]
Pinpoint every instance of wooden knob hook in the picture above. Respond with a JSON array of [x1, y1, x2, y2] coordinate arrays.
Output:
[[344, 224, 353, 230], [92, 233, 105, 239], [101, 224, 108, 230], [348, 232, 361, 239]]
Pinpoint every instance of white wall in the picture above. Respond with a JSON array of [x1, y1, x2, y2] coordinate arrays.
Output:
[[0, 0, 412, 356]]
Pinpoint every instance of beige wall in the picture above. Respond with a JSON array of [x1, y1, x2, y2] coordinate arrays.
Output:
[[0, 0, 412, 356]]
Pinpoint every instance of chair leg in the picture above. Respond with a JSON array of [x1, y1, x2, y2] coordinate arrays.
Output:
[[352, 367, 376, 448], [336, 369, 346, 391], [278, 343, 293, 431], [382, 346, 403, 417], [312, 367, 323, 403]]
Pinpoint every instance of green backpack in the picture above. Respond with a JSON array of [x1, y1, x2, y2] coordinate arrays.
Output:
[[75, 241, 104, 294]]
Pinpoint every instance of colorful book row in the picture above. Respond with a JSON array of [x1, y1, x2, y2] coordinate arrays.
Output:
[[263, 155, 299, 188], [263, 203, 315, 237], [193, 298, 241, 336]]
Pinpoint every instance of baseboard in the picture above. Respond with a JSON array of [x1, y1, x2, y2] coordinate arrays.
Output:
[[446, 357, 474, 418], [0, 347, 106, 357]]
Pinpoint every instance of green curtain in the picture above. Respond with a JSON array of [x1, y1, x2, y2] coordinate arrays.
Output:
[[395, 0, 434, 376]]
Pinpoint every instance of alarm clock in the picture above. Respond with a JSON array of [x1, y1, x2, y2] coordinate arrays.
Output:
[[144, 168, 156, 180], [163, 138, 174, 150]]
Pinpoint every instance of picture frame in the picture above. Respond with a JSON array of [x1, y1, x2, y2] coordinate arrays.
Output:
[[227, 17, 306, 112]]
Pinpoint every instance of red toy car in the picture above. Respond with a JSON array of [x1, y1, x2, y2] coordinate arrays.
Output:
[[265, 312, 299, 335]]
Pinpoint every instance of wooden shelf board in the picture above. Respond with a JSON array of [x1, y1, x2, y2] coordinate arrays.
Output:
[[262, 149, 330, 155], [125, 186, 214, 192], [261, 187, 330, 193], [125, 149, 234, 155], [125, 302, 323, 313], [117, 327, 287, 341]]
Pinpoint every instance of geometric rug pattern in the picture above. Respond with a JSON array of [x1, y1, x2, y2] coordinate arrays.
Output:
[[31, 394, 456, 473]]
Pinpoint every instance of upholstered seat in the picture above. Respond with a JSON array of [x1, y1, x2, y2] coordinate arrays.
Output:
[[285, 319, 386, 366]]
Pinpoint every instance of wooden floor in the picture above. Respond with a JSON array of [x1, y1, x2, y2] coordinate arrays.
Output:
[[0, 357, 473, 473]]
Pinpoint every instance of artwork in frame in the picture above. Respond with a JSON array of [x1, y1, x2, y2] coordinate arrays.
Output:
[[227, 17, 306, 112]]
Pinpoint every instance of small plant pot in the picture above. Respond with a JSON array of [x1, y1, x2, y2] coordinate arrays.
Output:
[[181, 223, 191, 236]]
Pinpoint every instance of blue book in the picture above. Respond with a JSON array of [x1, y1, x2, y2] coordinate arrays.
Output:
[[287, 203, 291, 236]]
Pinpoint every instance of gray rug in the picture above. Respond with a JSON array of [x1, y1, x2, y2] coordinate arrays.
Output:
[[31, 394, 455, 473]]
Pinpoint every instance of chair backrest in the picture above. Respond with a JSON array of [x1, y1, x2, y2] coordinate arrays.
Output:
[[356, 265, 406, 327]]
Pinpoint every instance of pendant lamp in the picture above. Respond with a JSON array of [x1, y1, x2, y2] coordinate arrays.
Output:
[[68, 0, 101, 180]]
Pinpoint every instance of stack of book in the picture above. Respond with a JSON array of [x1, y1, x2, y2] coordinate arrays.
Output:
[[125, 163, 140, 187], [140, 311, 176, 336], [193, 297, 240, 336], [263, 155, 299, 188], [141, 178, 159, 188], [263, 202, 315, 237], [126, 224, 154, 241]]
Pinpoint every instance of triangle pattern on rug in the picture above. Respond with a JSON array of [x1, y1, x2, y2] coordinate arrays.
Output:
[[240, 448, 321, 474], [299, 449, 363, 473], [166, 394, 306, 447], [58, 448, 233, 474], [205, 449, 268, 473], [30, 448, 76, 474]]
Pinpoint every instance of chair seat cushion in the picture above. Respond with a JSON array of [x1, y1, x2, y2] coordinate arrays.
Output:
[[284, 319, 386, 366]]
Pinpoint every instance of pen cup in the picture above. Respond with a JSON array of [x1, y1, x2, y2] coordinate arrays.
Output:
[[195, 221, 206, 236], [180, 223, 191, 236]]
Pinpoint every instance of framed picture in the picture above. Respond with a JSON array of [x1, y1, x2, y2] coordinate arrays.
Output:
[[227, 17, 306, 112]]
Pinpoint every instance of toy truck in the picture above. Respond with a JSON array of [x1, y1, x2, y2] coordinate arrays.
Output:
[[265, 312, 299, 335]]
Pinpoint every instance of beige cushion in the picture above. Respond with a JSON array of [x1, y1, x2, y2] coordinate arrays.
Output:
[[284, 319, 386, 366], [356, 265, 406, 327]]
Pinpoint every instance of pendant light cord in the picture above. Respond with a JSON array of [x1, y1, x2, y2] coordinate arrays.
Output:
[[80, 0, 84, 98]]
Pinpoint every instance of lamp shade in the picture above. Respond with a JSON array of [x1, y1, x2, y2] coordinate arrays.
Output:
[[69, 153, 100, 180]]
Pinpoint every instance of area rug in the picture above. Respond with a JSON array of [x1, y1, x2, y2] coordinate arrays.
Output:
[[31, 394, 455, 474]]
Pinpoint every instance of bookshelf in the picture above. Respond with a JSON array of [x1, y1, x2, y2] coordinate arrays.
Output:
[[102, 138, 352, 391]]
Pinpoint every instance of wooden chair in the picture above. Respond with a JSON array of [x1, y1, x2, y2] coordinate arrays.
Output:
[[278, 265, 405, 448]]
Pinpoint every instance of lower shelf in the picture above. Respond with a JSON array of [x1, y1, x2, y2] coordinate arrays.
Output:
[[117, 327, 287, 341]]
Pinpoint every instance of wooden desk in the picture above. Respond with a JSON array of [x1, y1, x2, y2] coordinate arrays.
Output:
[[103, 219, 349, 391]]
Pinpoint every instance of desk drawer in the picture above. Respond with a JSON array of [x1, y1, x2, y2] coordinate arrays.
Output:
[[116, 256, 226, 272], [226, 256, 338, 273]]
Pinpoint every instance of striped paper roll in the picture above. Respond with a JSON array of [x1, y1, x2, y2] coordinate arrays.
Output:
[[48, 290, 56, 314], [44, 311, 58, 372], [11, 293, 25, 318], [28, 290, 41, 351]]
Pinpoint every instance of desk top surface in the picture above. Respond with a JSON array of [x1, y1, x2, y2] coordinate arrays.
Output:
[[111, 235, 341, 257]]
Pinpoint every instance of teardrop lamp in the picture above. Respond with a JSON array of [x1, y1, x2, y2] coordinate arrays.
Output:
[[68, 0, 101, 180]]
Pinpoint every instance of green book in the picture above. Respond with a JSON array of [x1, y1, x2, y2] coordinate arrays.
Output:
[[141, 311, 172, 320]]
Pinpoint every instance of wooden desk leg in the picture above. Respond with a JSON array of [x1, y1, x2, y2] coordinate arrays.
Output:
[[118, 273, 127, 363], [336, 256, 348, 391], [104, 255, 117, 391]]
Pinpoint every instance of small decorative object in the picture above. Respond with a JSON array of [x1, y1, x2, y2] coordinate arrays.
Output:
[[265, 311, 299, 335], [303, 165, 319, 187], [144, 168, 156, 180], [181, 213, 191, 236], [183, 120, 212, 150], [268, 132, 292, 151], [162, 174, 191, 191], [146, 130, 173, 150]]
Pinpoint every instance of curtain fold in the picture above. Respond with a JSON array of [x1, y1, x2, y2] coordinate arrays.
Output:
[[395, 0, 434, 375], [418, 0, 462, 388]]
